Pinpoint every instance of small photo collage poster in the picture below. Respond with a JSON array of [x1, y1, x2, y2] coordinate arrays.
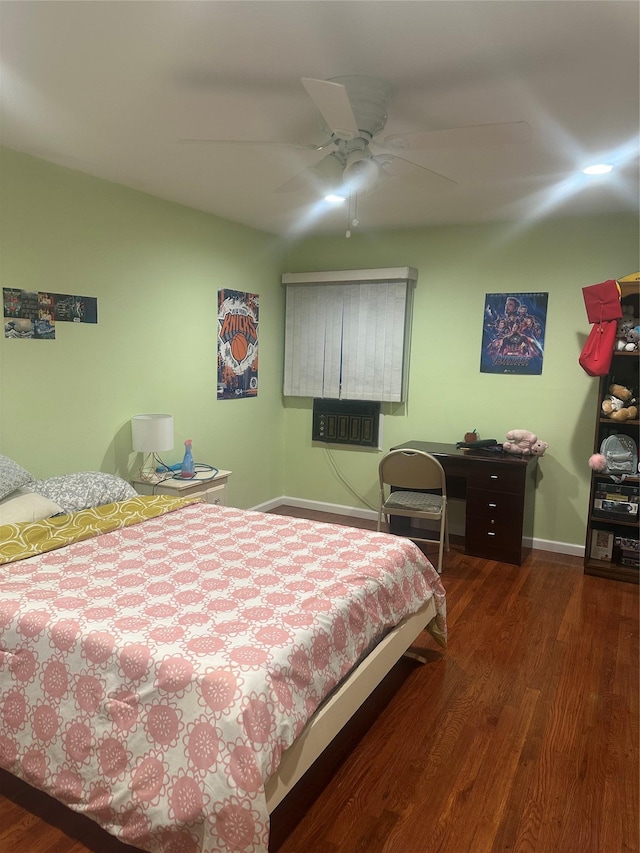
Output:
[[3, 289, 98, 339]]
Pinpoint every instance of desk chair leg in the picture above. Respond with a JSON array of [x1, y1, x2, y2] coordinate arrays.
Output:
[[436, 510, 448, 574]]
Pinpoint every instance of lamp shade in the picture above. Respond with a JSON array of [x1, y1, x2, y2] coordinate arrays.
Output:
[[131, 414, 174, 452]]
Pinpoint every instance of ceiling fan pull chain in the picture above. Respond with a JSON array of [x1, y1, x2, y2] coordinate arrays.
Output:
[[345, 191, 360, 238]]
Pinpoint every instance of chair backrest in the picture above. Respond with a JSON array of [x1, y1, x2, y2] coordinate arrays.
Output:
[[379, 449, 447, 494]]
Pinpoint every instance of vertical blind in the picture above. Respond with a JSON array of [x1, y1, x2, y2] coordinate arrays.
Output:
[[282, 267, 417, 402]]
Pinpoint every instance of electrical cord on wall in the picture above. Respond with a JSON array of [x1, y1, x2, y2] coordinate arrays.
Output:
[[325, 447, 378, 513]]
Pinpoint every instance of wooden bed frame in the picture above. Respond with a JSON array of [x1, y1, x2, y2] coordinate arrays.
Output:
[[265, 595, 438, 811]]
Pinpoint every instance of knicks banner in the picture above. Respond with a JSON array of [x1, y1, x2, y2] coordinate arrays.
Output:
[[217, 290, 259, 399]]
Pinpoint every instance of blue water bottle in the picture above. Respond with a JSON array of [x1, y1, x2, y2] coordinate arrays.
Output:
[[181, 439, 195, 478]]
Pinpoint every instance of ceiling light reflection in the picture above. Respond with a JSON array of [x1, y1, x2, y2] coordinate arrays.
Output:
[[582, 164, 613, 175]]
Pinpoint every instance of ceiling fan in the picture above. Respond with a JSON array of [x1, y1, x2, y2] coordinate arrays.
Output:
[[184, 75, 531, 196]]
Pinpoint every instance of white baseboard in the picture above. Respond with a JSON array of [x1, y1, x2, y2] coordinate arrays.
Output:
[[526, 537, 583, 558], [249, 496, 585, 559], [250, 495, 379, 520]]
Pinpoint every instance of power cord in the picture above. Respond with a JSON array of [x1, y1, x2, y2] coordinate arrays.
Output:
[[153, 455, 219, 483], [325, 448, 378, 512], [171, 463, 219, 482]]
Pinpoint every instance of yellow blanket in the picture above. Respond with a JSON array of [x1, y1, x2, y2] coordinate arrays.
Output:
[[0, 495, 197, 565]]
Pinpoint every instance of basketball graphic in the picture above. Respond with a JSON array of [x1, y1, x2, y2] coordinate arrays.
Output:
[[218, 290, 259, 399], [230, 333, 248, 363]]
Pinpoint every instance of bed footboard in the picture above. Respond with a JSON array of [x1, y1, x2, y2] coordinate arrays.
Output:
[[265, 595, 438, 811]]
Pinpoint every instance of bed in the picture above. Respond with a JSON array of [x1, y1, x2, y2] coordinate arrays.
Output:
[[0, 457, 446, 853]]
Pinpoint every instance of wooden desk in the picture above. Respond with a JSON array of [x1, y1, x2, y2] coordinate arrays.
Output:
[[391, 441, 537, 565]]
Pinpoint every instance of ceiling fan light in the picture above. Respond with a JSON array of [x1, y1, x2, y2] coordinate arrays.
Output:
[[343, 150, 379, 191], [313, 151, 346, 193]]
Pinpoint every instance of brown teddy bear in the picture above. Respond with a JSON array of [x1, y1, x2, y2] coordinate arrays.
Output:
[[601, 383, 638, 421]]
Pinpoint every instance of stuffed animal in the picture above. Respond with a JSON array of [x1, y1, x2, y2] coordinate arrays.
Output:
[[623, 325, 640, 352], [601, 383, 638, 421], [530, 439, 549, 457], [616, 304, 640, 350], [503, 429, 548, 456]]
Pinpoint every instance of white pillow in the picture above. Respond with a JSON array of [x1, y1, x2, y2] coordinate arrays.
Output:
[[0, 487, 63, 525]]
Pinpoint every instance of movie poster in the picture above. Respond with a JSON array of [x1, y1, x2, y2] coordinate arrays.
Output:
[[217, 290, 259, 399], [480, 292, 548, 375]]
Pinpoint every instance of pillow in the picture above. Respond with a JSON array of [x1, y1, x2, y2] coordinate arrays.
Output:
[[32, 472, 137, 515], [0, 486, 63, 525], [0, 455, 33, 500]]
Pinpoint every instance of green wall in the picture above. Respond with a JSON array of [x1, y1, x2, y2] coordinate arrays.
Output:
[[283, 217, 639, 549], [0, 148, 287, 509], [2, 147, 638, 550]]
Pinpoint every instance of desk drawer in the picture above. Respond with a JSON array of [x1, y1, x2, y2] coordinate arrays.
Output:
[[466, 487, 524, 521], [465, 513, 523, 563], [467, 467, 524, 495]]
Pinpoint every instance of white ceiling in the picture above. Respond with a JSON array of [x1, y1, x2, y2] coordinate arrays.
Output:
[[1, 1, 638, 238]]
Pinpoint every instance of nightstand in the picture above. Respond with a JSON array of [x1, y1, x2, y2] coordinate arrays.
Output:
[[132, 469, 232, 505]]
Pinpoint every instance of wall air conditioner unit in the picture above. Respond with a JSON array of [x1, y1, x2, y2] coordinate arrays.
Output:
[[312, 398, 381, 448]]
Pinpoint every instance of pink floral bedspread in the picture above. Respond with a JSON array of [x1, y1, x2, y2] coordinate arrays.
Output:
[[0, 500, 446, 852]]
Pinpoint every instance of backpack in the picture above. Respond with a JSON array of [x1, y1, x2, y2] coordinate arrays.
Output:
[[599, 433, 638, 482]]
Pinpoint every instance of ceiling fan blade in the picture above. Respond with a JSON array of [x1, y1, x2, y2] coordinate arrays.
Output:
[[274, 151, 345, 194], [273, 165, 319, 194], [178, 137, 330, 150], [301, 78, 359, 140], [381, 121, 532, 151], [379, 155, 457, 191], [273, 158, 332, 194]]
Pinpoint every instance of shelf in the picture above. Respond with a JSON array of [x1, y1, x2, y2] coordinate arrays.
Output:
[[585, 560, 639, 583], [589, 513, 638, 527], [583, 279, 639, 584], [592, 472, 639, 484]]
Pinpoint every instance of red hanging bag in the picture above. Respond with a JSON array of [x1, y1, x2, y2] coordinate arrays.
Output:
[[578, 279, 621, 376]]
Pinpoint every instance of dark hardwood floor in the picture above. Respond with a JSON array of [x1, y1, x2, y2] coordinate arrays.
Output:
[[1, 506, 638, 853]]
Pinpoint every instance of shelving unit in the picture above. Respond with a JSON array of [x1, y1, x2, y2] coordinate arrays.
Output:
[[584, 279, 639, 584]]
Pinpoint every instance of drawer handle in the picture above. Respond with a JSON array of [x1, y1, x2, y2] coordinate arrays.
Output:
[[490, 474, 498, 480], [488, 502, 497, 508], [487, 531, 496, 537]]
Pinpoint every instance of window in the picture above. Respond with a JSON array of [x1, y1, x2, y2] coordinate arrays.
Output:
[[282, 267, 417, 402]]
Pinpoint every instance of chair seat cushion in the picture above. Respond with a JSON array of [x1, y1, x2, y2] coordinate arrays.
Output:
[[384, 490, 443, 513]]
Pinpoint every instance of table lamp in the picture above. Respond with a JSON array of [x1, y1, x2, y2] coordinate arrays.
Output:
[[131, 413, 174, 481]]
